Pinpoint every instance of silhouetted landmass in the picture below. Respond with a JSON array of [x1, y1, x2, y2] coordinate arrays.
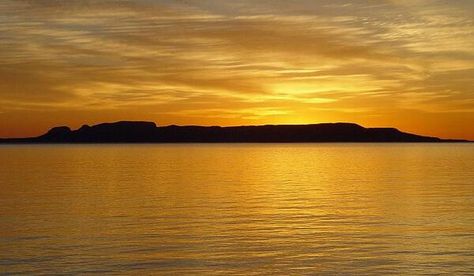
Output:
[[0, 121, 469, 143]]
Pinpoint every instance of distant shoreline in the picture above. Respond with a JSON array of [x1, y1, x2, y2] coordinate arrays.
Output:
[[0, 121, 470, 143]]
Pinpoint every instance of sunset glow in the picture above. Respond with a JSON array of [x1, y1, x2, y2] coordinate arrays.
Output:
[[1, 0, 473, 139]]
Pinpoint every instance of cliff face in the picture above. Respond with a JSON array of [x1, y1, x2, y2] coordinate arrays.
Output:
[[39, 126, 73, 142], [38, 121, 159, 143], [0, 121, 460, 143]]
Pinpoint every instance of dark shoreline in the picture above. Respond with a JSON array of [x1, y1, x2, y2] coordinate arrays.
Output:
[[0, 121, 470, 143]]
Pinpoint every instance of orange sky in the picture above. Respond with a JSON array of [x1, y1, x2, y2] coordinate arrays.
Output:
[[0, 0, 473, 139]]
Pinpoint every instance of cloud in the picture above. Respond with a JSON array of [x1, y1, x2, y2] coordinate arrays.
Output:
[[0, 0, 473, 138]]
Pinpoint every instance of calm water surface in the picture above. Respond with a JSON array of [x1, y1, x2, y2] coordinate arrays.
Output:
[[1, 144, 473, 275]]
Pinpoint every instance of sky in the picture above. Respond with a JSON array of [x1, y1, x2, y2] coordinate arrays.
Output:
[[0, 0, 473, 139]]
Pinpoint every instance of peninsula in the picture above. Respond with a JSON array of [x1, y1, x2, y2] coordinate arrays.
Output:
[[0, 121, 468, 143]]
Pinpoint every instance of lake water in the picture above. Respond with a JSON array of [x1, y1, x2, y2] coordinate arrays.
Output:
[[1, 144, 473, 275]]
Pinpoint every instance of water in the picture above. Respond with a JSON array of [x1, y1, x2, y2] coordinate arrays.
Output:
[[1, 144, 473, 275]]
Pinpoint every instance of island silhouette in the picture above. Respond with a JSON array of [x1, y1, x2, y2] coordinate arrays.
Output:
[[0, 121, 468, 143]]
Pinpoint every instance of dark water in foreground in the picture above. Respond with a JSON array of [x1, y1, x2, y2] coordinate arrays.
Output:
[[1, 144, 473, 275]]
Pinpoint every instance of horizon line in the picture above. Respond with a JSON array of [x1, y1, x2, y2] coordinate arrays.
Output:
[[1, 120, 470, 142]]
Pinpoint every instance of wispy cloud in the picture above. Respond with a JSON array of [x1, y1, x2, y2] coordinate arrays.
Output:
[[0, 0, 473, 139]]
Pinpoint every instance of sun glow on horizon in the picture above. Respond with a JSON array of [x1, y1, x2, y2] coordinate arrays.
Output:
[[0, 0, 473, 139]]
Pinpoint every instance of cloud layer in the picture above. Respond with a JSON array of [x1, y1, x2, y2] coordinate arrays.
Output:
[[1, 0, 473, 138]]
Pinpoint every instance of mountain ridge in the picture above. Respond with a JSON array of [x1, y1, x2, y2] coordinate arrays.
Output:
[[0, 121, 469, 143]]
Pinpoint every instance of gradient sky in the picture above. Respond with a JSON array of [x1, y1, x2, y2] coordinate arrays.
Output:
[[1, 0, 473, 139]]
